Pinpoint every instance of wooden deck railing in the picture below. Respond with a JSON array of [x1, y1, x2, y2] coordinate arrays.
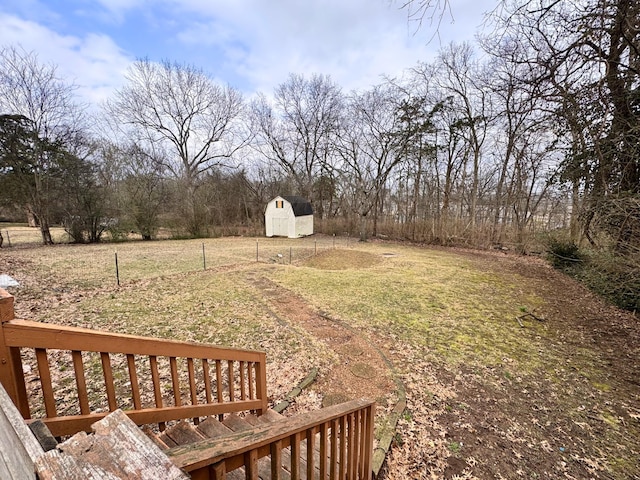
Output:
[[168, 398, 376, 480], [0, 289, 268, 437], [0, 288, 377, 479]]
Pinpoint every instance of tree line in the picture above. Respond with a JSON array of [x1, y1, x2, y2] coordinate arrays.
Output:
[[0, 0, 638, 263]]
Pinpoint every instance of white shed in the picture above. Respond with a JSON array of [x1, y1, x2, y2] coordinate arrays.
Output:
[[265, 196, 314, 238]]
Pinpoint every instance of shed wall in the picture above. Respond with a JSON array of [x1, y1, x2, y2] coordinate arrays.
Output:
[[265, 197, 313, 238], [294, 215, 313, 237]]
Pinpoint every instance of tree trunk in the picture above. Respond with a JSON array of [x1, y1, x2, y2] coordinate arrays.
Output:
[[411, 154, 422, 241], [39, 219, 53, 245], [26, 207, 38, 228]]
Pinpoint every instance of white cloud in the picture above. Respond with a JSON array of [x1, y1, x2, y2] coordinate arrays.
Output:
[[0, 13, 133, 105], [167, 0, 445, 94], [90, 0, 146, 24], [0, 0, 491, 109]]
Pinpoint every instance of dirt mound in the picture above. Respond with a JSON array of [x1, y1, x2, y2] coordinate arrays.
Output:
[[302, 249, 381, 270]]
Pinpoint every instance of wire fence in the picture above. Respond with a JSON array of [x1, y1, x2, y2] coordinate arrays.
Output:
[[0, 226, 72, 247], [0, 231, 357, 289]]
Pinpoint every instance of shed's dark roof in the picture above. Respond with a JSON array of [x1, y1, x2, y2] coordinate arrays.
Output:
[[282, 196, 313, 216]]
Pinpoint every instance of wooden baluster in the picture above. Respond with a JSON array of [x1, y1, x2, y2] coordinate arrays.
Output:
[[149, 355, 165, 431], [320, 422, 328, 480], [187, 357, 198, 424], [126, 354, 141, 410], [362, 405, 374, 480], [248, 362, 254, 400], [354, 409, 362, 478], [347, 413, 356, 480], [245, 449, 258, 480], [227, 360, 234, 402], [358, 408, 367, 479], [215, 359, 223, 420], [35, 348, 57, 418], [9, 347, 30, 419], [215, 360, 223, 402], [270, 440, 282, 480], [101, 352, 117, 411], [240, 361, 247, 401], [339, 416, 346, 479], [210, 462, 226, 480], [72, 350, 90, 415], [202, 359, 212, 404], [330, 418, 338, 480], [170, 357, 181, 407], [254, 354, 267, 415], [291, 432, 301, 480], [306, 428, 315, 480]]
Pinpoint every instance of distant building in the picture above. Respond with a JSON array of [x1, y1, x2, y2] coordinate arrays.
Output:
[[264, 196, 313, 238]]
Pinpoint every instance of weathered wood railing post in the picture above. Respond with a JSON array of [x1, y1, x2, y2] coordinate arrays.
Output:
[[0, 288, 29, 418], [254, 353, 268, 416], [0, 288, 14, 322]]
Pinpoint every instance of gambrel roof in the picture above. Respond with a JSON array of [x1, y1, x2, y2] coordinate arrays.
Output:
[[281, 196, 313, 217]]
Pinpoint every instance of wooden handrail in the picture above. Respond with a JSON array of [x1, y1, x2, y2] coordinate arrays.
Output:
[[167, 398, 376, 480], [3, 320, 265, 362], [0, 313, 269, 437]]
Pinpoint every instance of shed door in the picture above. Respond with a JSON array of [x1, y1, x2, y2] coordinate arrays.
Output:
[[272, 217, 288, 236]]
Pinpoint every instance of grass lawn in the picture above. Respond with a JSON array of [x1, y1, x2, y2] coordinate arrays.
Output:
[[0, 236, 638, 479]]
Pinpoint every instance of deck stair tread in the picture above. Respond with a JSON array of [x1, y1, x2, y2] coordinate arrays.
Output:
[[164, 420, 208, 446], [222, 413, 255, 432], [197, 416, 234, 438], [147, 410, 334, 480], [142, 425, 172, 451], [149, 411, 285, 450]]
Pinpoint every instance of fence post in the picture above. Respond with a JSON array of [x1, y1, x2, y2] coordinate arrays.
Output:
[[115, 252, 120, 286], [256, 240, 259, 262], [333, 234, 336, 249], [289, 247, 292, 265], [202, 243, 206, 271], [315, 240, 317, 255]]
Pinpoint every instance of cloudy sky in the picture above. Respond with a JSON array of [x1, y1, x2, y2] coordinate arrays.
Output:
[[0, 0, 493, 105]]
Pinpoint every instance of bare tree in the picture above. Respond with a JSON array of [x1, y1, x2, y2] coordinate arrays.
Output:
[[105, 59, 246, 236], [337, 85, 411, 240], [0, 46, 84, 244], [97, 140, 168, 240], [250, 73, 343, 209], [437, 43, 490, 231], [477, 33, 558, 246], [395, 0, 453, 36], [408, 43, 491, 240], [491, 0, 640, 249]]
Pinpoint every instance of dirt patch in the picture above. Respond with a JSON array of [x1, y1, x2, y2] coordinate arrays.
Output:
[[350, 362, 377, 379], [247, 273, 398, 425], [301, 249, 382, 270]]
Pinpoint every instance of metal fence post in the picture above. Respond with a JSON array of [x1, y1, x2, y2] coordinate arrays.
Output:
[[115, 252, 120, 286]]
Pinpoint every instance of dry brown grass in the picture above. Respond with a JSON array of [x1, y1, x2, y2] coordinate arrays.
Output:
[[1, 237, 638, 479]]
